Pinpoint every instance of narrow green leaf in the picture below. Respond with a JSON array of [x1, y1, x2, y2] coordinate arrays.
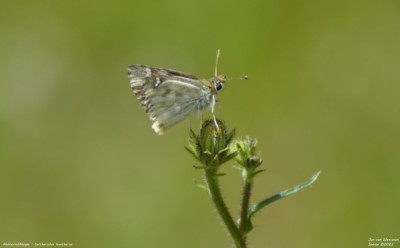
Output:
[[219, 151, 238, 165], [226, 129, 236, 145], [218, 146, 230, 154], [251, 169, 266, 178], [193, 179, 207, 190], [184, 146, 200, 161], [193, 164, 205, 169], [246, 170, 322, 233]]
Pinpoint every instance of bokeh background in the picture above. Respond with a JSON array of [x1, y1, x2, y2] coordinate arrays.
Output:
[[1, 0, 399, 247]]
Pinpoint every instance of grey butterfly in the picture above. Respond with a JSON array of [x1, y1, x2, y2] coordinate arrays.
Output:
[[127, 50, 248, 135]]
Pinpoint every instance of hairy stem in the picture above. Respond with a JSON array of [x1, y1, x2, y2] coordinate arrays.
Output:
[[203, 168, 246, 248], [239, 179, 253, 236]]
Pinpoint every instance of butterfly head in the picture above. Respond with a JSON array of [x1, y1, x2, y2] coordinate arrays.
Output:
[[213, 75, 227, 91], [212, 74, 249, 92]]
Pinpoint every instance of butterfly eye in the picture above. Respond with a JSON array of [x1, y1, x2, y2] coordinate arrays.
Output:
[[216, 83, 223, 91]]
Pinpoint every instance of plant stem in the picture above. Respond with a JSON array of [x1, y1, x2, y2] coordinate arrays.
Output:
[[239, 179, 253, 236], [203, 168, 246, 248]]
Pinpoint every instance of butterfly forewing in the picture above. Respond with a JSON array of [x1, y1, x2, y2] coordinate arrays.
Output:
[[128, 65, 213, 134]]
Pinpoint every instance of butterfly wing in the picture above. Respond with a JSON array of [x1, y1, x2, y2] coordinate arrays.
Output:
[[128, 65, 213, 134]]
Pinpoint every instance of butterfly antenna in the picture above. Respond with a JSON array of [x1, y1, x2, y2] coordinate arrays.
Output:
[[215, 49, 221, 77], [227, 75, 249, 81]]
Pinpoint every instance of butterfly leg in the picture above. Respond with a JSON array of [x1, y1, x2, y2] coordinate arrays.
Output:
[[211, 96, 220, 130], [188, 117, 192, 135], [196, 106, 204, 133]]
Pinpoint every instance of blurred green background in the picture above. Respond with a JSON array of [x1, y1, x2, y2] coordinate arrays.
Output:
[[1, 0, 399, 247]]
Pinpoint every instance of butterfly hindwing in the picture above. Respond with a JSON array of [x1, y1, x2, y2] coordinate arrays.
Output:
[[128, 65, 212, 134]]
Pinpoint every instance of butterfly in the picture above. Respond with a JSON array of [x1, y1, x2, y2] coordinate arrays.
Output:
[[127, 50, 248, 135]]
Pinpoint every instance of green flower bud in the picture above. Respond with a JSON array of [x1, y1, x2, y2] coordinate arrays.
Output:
[[185, 119, 236, 169], [230, 136, 263, 181]]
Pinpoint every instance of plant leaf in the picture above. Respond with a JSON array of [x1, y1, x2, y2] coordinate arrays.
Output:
[[245, 170, 322, 233]]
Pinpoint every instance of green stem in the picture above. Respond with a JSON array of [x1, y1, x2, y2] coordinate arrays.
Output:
[[239, 179, 253, 236], [203, 168, 246, 248]]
